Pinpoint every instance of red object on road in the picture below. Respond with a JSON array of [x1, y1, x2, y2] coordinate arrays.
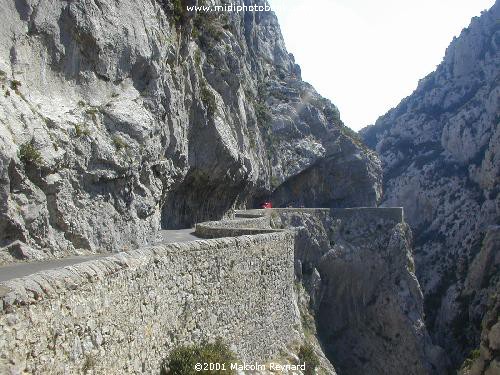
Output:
[[260, 201, 272, 209]]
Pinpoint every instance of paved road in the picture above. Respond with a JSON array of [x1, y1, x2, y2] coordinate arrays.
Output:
[[0, 229, 199, 283], [0, 255, 108, 283], [158, 228, 199, 244]]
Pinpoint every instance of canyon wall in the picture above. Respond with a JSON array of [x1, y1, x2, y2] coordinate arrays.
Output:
[[259, 208, 446, 375], [361, 1, 499, 368], [0, 0, 380, 264]]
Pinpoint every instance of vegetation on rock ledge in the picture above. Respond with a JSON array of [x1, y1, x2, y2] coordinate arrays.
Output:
[[19, 141, 42, 167], [161, 338, 237, 375], [299, 343, 320, 375]]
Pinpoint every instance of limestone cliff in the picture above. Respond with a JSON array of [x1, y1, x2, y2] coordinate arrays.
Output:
[[270, 209, 446, 375], [459, 287, 500, 375], [361, 1, 499, 368], [0, 0, 381, 263], [459, 227, 500, 375]]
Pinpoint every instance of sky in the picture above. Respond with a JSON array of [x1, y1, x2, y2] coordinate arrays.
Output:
[[267, 0, 495, 130]]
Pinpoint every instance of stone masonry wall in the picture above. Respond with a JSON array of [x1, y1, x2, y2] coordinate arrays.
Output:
[[195, 215, 275, 238], [0, 232, 299, 374], [239, 207, 403, 224], [330, 207, 404, 223]]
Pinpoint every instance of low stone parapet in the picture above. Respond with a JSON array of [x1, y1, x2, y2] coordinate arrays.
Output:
[[330, 207, 404, 223], [194, 214, 276, 239], [195, 225, 280, 239]]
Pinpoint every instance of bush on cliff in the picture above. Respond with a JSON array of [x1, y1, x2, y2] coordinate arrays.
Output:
[[298, 343, 320, 375], [19, 141, 42, 167], [161, 338, 237, 375]]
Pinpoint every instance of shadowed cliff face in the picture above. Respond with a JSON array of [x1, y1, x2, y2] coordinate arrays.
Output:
[[0, 0, 380, 261], [361, 1, 499, 368], [271, 209, 447, 375], [270, 136, 381, 208]]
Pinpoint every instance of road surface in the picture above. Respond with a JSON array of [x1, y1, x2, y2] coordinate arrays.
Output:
[[0, 229, 199, 283]]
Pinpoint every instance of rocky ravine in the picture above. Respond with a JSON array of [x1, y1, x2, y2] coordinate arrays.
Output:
[[0, 0, 465, 374], [0, 0, 380, 264], [361, 1, 499, 370], [270, 209, 446, 375]]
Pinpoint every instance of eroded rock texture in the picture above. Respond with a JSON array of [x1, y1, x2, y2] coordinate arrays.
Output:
[[272, 209, 445, 375], [361, 1, 499, 368], [458, 227, 500, 375], [459, 288, 500, 375], [0, 0, 380, 263]]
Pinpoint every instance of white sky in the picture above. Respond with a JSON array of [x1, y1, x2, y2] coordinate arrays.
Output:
[[267, 0, 495, 130]]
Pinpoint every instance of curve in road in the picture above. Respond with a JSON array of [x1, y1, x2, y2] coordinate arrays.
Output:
[[0, 229, 199, 282]]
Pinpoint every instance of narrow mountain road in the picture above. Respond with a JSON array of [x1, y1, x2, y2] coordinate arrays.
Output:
[[0, 229, 199, 282], [158, 228, 199, 244]]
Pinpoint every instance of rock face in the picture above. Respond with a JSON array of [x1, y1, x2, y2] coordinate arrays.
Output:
[[361, 1, 499, 368], [459, 227, 500, 375], [271, 209, 445, 375], [270, 136, 381, 208], [459, 290, 500, 375], [0, 0, 380, 262]]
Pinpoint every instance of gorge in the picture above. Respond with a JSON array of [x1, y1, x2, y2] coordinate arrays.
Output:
[[0, 0, 498, 374]]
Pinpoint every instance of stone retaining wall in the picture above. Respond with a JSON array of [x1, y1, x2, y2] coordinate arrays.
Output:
[[238, 207, 403, 224], [194, 216, 275, 239], [238, 208, 330, 217], [195, 226, 280, 239], [0, 232, 299, 374], [0, 207, 404, 374], [197, 216, 270, 229], [330, 207, 404, 223]]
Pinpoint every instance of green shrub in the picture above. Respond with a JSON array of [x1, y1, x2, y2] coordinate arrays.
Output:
[[194, 50, 202, 66], [193, 12, 226, 49], [85, 107, 99, 116], [407, 260, 415, 273], [340, 124, 360, 141], [171, 0, 187, 26], [74, 124, 90, 137], [161, 339, 237, 375], [461, 348, 481, 369], [112, 136, 128, 151], [255, 102, 271, 128], [470, 349, 481, 360], [298, 344, 319, 375], [201, 84, 217, 115], [191, 26, 200, 39], [10, 80, 21, 92], [271, 90, 290, 103], [271, 175, 280, 190], [249, 133, 256, 150], [339, 124, 371, 152], [19, 141, 42, 166], [462, 358, 473, 370], [82, 354, 97, 374]]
